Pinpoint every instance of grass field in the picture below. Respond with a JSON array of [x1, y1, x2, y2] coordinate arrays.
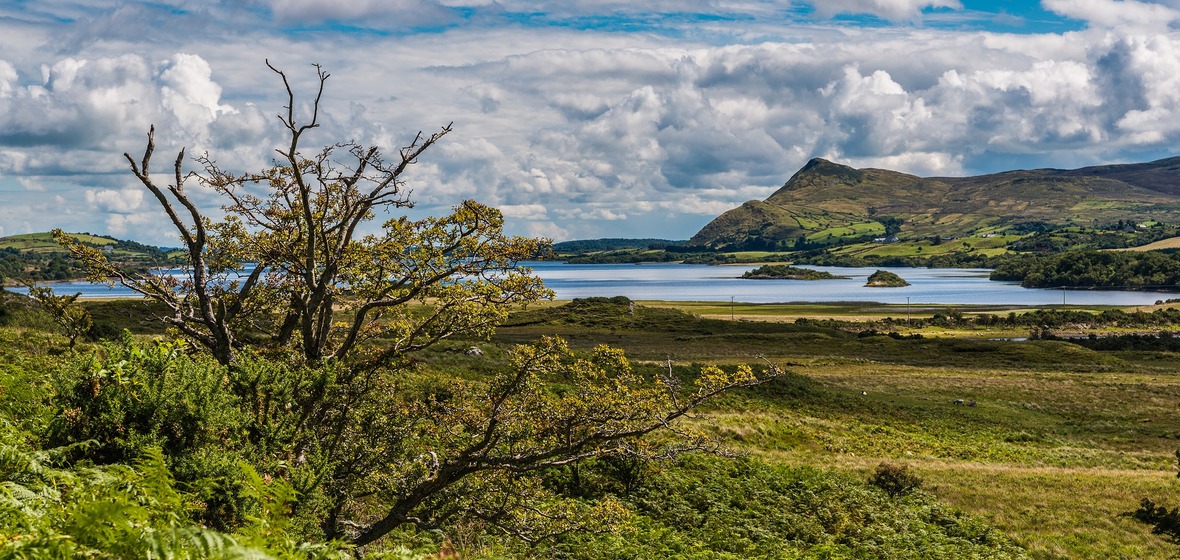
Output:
[[10, 293, 1179, 558], [1119, 236, 1180, 252], [0, 232, 112, 253], [489, 298, 1180, 559], [637, 300, 1123, 325]]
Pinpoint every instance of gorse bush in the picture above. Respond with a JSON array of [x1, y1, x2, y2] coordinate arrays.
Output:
[[1133, 498, 1180, 541], [870, 462, 924, 497]]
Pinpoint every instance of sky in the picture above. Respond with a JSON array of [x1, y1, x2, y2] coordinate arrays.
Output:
[[1, 0, 1180, 245]]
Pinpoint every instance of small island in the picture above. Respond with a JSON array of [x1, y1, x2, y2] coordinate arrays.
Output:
[[865, 269, 910, 287], [742, 264, 848, 280]]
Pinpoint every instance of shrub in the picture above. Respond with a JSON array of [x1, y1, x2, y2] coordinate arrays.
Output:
[[869, 462, 923, 497], [47, 336, 250, 529], [1133, 498, 1180, 539]]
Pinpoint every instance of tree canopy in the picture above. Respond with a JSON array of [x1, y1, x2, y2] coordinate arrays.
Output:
[[55, 62, 548, 367], [990, 250, 1180, 289]]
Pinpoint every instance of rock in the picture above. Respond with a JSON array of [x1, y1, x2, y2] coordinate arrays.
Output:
[[465, 346, 484, 357]]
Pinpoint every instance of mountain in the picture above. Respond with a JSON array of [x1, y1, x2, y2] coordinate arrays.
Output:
[[689, 157, 1180, 251]]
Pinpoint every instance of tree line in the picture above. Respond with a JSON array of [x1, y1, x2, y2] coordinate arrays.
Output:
[[991, 250, 1180, 289]]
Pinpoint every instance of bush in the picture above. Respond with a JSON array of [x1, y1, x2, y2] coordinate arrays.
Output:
[[869, 462, 923, 497], [1133, 498, 1180, 539], [48, 336, 244, 463], [47, 336, 251, 529]]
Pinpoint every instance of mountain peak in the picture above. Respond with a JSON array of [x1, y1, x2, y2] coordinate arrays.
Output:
[[798, 157, 856, 174], [769, 157, 863, 200]]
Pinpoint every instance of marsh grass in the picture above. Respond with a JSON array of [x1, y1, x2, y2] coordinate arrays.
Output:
[[491, 298, 1180, 558], [927, 465, 1179, 559], [25, 294, 1180, 557]]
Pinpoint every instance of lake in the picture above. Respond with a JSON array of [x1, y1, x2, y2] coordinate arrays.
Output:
[[16, 261, 1180, 306], [524, 262, 1180, 306]]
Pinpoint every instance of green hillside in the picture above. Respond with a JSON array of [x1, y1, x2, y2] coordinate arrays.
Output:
[[0, 232, 114, 252], [0, 232, 176, 285], [690, 157, 1180, 250]]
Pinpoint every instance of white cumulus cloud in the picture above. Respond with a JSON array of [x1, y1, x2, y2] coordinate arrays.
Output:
[[1044, 0, 1180, 30], [160, 53, 233, 132], [499, 203, 550, 220], [85, 188, 144, 213]]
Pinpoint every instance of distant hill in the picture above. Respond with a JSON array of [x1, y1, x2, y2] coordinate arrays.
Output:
[[0, 232, 176, 285], [551, 238, 682, 253], [690, 157, 1180, 251]]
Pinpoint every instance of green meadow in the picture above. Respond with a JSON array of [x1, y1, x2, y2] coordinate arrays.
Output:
[[4, 291, 1180, 558], [491, 297, 1180, 559]]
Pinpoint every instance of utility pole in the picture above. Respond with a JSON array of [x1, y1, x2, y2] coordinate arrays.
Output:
[[906, 296, 911, 324], [731, 296, 735, 321]]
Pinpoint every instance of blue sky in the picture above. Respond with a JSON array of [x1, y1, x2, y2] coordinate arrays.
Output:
[[1, 0, 1180, 244]]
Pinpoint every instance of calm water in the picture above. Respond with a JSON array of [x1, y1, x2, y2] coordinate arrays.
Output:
[[13, 262, 1180, 306], [523, 262, 1180, 306]]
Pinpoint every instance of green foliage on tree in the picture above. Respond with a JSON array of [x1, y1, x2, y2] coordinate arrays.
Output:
[[864, 270, 910, 287], [991, 250, 1180, 289], [26, 285, 93, 347], [54, 62, 548, 367], [741, 265, 845, 280], [794, 250, 1004, 269]]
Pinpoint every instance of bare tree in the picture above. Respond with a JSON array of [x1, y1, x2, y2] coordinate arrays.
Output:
[[56, 62, 549, 366]]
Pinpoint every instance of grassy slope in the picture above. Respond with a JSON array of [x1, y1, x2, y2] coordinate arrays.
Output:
[[0, 232, 114, 253]]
